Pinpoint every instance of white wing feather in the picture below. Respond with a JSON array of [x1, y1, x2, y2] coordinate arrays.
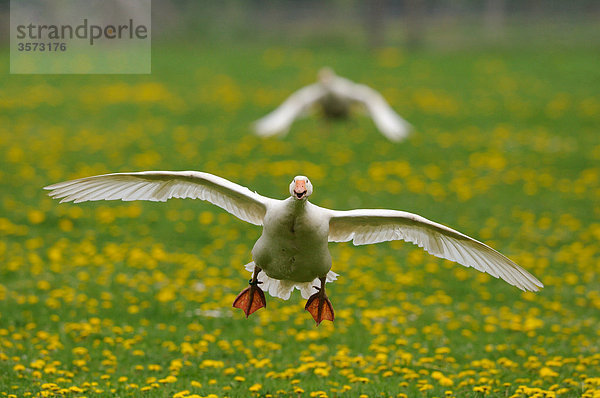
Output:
[[44, 171, 270, 226], [253, 83, 327, 137], [332, 78, 411, 142], [328, 209, 543, 292]]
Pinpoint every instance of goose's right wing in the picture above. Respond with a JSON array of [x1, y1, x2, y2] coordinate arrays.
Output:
[[253, 83, 327, 137], [44, 171, 271, 226]]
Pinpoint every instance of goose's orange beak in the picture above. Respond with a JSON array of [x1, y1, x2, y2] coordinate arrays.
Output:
[[293, 180, 307, 199], [294, 180, 305, 193]]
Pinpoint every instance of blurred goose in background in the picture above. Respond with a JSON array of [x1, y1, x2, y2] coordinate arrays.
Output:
[[45, 172, 542, 325], [253, 67, 412, 142]]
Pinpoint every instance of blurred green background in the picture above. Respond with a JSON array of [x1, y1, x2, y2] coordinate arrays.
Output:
[[0, 1, 599, 397]]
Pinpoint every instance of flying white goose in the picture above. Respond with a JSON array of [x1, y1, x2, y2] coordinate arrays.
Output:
[[45, 172, 543, 325], [253, 67, 412, 142]]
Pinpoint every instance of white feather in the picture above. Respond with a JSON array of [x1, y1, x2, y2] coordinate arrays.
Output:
[[45, 172, 543, 306], [244, 262, 338, 300], [253, 84, 327, 137], [253, 68, 412, 142], [44, 171, 270, 226], [327, 208, 543, 292], [330, 77, 412, 142]]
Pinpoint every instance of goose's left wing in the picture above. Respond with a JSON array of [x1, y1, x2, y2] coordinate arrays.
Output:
[[328, 209, 543, 292], [333, 78, 411, 142], [44, 171, 270, 226]]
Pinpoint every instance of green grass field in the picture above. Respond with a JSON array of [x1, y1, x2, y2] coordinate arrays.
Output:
[[0, 42, 599, 397]]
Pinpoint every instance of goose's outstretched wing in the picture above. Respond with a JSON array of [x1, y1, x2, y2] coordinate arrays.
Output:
[[44, 171, 270, 226], [253, 83, 327, 137], [328, 209, 543, 292], [332, 78, 411, 142]]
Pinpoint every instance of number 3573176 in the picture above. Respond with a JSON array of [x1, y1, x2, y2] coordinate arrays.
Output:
[[17, 42, 67, 51]]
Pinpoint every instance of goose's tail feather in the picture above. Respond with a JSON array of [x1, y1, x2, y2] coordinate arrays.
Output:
[[243, 262, 338, 300]]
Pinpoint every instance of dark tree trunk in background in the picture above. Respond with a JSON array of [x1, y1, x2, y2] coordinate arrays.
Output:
[[529, 0, 544, 17], [484, 0, 506, 39], [405, 0, 425, 49], [364, 0, 386, 49]]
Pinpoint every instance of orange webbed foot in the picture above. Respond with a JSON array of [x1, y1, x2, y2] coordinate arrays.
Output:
[[305, 282, 334, 326], [233, 284, 266, 317]]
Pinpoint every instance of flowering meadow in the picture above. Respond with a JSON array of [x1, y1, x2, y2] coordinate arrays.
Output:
[[0, 44, 599, 397]]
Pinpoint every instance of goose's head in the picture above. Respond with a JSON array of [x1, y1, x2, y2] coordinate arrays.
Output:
[[318, 67, 336, 85], [289, 176, 313, 201]]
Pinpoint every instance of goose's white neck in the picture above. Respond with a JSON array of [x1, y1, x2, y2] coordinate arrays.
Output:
[[286, 196, 309, 213]]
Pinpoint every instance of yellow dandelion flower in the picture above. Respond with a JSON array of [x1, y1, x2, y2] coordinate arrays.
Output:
[[314, 367, 330, 377], [13, 364, 25, 372], [58, 218, 73, 231], [30, 359, 45, 369], [28, 210, 45, 224], [540, 367, 559, 378], [249, 383, 262, 392], [158, 375, 177, 383]]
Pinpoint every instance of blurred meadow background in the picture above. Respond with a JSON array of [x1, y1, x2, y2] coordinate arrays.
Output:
[[1, 0, 600, 397]]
